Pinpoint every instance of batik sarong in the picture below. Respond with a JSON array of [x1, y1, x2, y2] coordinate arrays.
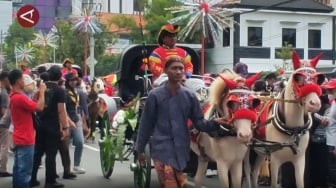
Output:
[[153, 160, 187, 188]]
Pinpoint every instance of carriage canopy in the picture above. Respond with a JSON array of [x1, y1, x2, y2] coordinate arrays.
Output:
[[117, 44, 201, 102]]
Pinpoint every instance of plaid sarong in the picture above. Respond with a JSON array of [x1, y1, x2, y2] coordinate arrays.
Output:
[[153, 160, 187, 188]]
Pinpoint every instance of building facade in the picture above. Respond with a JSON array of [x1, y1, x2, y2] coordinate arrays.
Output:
[[21, 0, 72, 32], [0, 1, 13, 34], [206, 0, 335, 73]]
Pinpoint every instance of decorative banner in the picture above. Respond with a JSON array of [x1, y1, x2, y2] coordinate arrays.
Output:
[[70, 6, 102, 34], [167, 0, 241, 42], [15, 44, 35, 63], [32, 28, 59, 48]]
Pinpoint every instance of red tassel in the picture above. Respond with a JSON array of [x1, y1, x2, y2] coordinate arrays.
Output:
[[292, 51, 302, 70]]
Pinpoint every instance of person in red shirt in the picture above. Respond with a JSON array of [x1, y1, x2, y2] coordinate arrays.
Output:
[[146, 24, 193, 81], [8, 69, 45, 188], [103, 78, 114, 96], [61, 58, 78, 78]]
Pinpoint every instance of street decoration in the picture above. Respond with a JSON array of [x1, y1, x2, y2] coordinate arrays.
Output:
[[15, 44, 34, 64], [32, 26, 59, 63], [166, 0, 240, 42], [70, 5, 102, 77], [166, 0, 240, 74]]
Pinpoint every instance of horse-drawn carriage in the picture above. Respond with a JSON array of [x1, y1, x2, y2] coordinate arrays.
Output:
[[97, 44, 205, 187]]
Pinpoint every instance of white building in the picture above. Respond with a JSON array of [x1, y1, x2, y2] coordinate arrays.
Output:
[[87, 0, 137, 14], [0, 1, 13, 36], [207, 0, 335, 73]]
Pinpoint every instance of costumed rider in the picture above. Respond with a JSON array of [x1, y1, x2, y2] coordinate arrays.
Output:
[[61, 58, 78, 78], [145, 24, 193, 82]]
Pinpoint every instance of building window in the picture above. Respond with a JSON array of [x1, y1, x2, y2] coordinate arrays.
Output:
[[282, 28, 296, 47], [248, 27, 262, 46], [308, 29, 321, 48], [223, 28, 230, 47]]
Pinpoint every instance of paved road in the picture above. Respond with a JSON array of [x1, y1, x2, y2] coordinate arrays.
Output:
[[0, 140, 223, 188]]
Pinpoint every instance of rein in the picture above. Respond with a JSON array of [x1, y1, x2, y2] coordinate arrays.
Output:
[[257, 96, 298, 103], [208, 105, 236, 137], [249, 89, 312, 155]]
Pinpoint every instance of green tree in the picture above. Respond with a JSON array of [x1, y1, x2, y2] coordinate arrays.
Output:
[[54, 20, 115, 75], [142, 0, 179, 44], [107, 14, 143, 44], [275, 42, 293, 71], [4, 20, 35, 69], [141, 0, 200, 44], [95, 54, 120, 76]]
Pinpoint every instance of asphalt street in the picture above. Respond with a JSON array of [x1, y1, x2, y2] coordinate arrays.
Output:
[[0, 140, 222, 188]]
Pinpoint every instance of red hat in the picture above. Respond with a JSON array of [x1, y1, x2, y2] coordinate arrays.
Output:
[[157, 24, 180, 46], [323, 79, 336, 89]]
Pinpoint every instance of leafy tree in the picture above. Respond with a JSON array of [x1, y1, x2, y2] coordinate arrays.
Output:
[[142, 0, 200, 44], [95, 54, 120, 76], [4, 20, 35, 69], [54, 20, 115, 76], [142, 0, 179, 44], [275, 42, 293, 71]]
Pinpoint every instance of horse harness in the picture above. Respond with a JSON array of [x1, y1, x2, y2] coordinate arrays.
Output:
[[208, 105, 237, 137], [249, 91, 312, 155]]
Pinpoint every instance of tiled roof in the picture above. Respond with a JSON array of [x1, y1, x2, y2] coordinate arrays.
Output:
[[98, 13, 145, 34], [223, 0, 333, 13]]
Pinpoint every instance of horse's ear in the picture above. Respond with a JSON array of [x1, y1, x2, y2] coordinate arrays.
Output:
[[310, 52, 323, 68], [245, 72, 262, 88], [292, 51, 302, 70], [218, 74, 236, 89]]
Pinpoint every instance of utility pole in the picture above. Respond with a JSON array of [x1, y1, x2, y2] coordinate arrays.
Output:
[[0, 30, 3, 70]]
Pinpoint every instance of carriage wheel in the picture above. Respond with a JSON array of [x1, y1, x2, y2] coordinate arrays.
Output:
[[133, 144, 151, 188], [98, 112, 116, 179]]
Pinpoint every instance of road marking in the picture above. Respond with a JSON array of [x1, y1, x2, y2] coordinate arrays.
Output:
[[186, 181, 208, 188], [84, 144, 99, 152]]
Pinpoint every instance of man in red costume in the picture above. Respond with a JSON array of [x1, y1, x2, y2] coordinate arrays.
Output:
[[61, 58, 78, 78], [147, 24, 193, 81]]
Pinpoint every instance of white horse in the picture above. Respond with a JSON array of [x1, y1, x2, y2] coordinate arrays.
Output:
[[190, 70, 261, 188], [245, 51, 325, 188]]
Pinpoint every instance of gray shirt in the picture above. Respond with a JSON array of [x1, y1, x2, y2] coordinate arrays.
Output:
[[0, 88, 10, 128], [327, 101, 336, 147], [135, 85, 219, 170]]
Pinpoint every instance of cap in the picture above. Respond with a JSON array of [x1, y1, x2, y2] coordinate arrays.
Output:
[[233, 62, 248, 78], [19, 61, 28, 67], [23, 74, 34, 86], [63, 58, 74, 67], [331, 68, 336, 78], [157, 24, 180, 46], [323, 79, 336, 89]]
